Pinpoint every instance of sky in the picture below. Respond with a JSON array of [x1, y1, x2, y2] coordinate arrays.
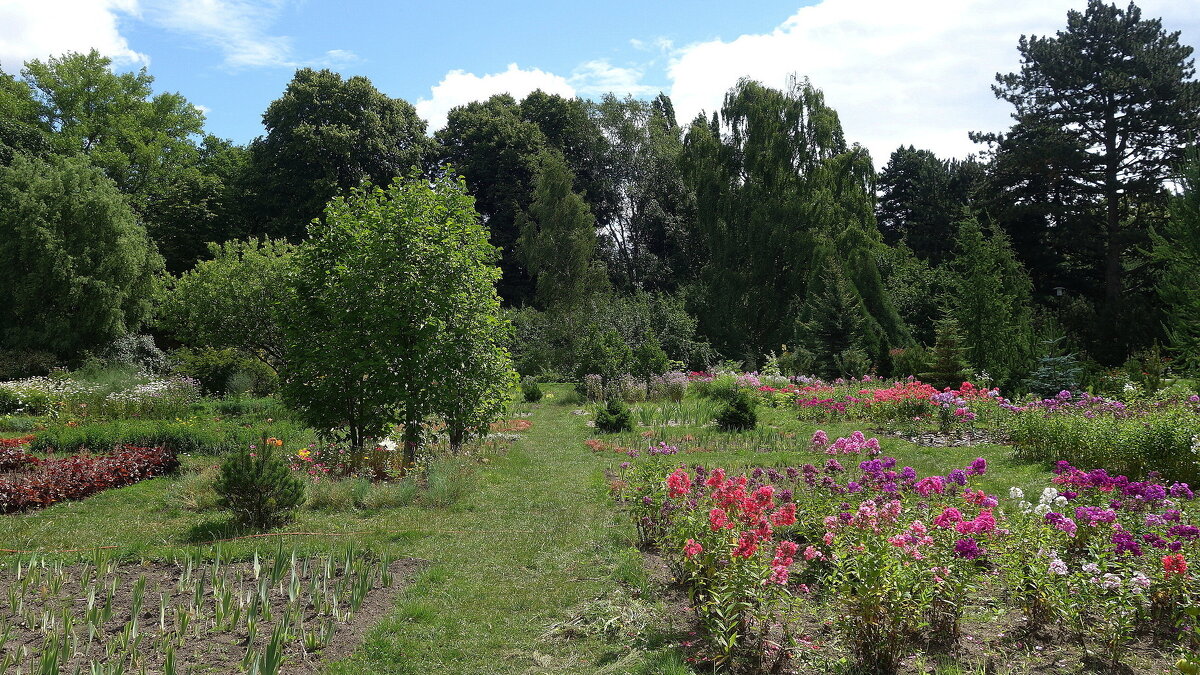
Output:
[[2, 0, 1199, 166]]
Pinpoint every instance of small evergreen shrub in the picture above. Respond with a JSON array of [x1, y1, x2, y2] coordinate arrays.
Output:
[[521, 377, 544, 403], [715, 389, 758, 432], [595, 399, 634, 434], [213, 440, 304, 529]]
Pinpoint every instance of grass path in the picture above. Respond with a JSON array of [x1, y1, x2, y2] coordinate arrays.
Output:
[[330, 388, 687, 674]]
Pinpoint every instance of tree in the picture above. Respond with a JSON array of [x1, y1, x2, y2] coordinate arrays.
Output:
[[435, 94, 547, 303], [592, 94, 696, 291], [280, 173, 513, 468], [794, 262, 875, 379], [247, 68, 429, 240], [921, 318, 971, 390], [1151, 151, 1200, 372], [681, 78, 904, 363], [976, 0, 1200, 360], [157, 238, 296, 369], [0, 154, 161, 357], [876, 147, 983, 265], [946, 216, 1035, 389], [517, 150, 608, 311], [19, 50, 206, 206]]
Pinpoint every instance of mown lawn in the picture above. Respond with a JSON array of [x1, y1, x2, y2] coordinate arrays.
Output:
[[0, 386, 1057, 673]]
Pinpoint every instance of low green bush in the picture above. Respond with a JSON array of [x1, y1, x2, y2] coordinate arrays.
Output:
[[715, 389, 758, 432], [214, 442, 305, 529], [0, 416, 41, 432], [28, 418, 312, 455], [595, 399, 634, 434], [521, 377, 544, 403]]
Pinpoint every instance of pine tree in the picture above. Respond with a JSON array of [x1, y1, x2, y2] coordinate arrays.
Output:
[[921, 318, 971, 390], [947, 216, 1034, 389], [517, 150, 608, 311], [1152, 151, 1200, 372]]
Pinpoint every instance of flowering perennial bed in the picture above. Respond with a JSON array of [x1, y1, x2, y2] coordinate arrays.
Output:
[[0, 444, 178, 513], [615, 439, 1200, 672]]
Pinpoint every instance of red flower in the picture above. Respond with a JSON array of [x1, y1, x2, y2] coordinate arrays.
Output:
[[666, 468, 692, 499], [1164, 553, 1189, 579], [731, 532, 758, 558]]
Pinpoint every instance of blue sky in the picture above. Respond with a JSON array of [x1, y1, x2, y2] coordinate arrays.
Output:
[[3, 0, 1199, 163]]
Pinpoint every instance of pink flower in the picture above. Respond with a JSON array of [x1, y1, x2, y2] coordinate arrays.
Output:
[[933, 507, 963, 529], [666, 469, 692, 499], [803, 545, 823, 561], [683, 539, 703, 558], [732, 533, 759, 558], [709, 508, 732, 531]]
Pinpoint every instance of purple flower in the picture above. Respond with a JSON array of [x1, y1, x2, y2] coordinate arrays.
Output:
[[967, 457, 987, 476], [947, 469, 967, 486], [954, 537, 982, 559], [1170, 483, 1194, 500]]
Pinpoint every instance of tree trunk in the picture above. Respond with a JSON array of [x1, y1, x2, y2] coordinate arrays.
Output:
[[402, 416, 420, 472]]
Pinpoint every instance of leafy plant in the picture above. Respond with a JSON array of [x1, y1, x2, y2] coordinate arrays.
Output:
[[714, 389, 757, 432], [213, 439, 304, 529], [595, 399, 634, 434]]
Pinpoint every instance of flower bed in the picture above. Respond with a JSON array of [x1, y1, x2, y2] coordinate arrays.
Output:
[[614, 439, 1200, 672], [0, 444, 177, 513]]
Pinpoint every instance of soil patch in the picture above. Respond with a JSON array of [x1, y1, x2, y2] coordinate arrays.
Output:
[[0, 554, 426, 673]]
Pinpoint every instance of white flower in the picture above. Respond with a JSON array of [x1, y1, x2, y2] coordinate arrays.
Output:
[[1048, 559, 1068, 575], [1099, 573, 1122, 590], [1009, 487, 1025, 501], [1054, 496, 1068, 506], [1131, 571, 1151, 590], [1040, 487, 1059, 504], [1034, 504, 1051, 517], [1018, 500, 1033, 514], [1082, 562, 1100, 574], [379, 439, 398, 452]]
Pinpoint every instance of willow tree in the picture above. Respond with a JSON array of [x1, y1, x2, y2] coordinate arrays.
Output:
[[682, 77, 907, 365]]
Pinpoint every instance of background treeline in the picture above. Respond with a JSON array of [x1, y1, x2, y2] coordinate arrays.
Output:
[[1, 0, 1198, 395]]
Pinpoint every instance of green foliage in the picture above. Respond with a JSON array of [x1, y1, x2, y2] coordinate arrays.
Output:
[[921, 318, 971, 390], [517, 149, 609, 311], [0, 154, 161, 358], [794, 260, 877, 379], [246, 68, 430, 240], [714, 389, 758, 432], [28, 418, 309, 455], [173, 347, 277, 397], [946, 216, 1034, 389], [0, 348, 59, 380], [978, 1, 1200, 362], [281, 172, 514, 463], [631, 336, 670, 384], [595, 399, 634, 434], [890, 346, 931, 378], [1023, 338, 1082, 398], [158, 238, 295, 370], [214, 442, 305, 529], [876, 147, 984, 265], [521, 377, 544, 403], [1152, 151, 1200, 373]]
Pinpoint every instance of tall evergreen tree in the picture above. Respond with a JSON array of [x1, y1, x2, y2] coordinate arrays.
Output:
[[516, 150, 608, 311], [876, 146, 983, 265], [975, 0, 1200, 362], [946, 216, 1035, 389], [1151, 151, 1200, 372]]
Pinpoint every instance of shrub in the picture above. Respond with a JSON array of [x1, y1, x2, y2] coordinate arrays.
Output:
[[595, 399, 634, 434], [0, 389, 21, 415], [173, 347, 276, 397], [174, 463, 221, 511], [715, 390, 758, 432], [28, 418, 311, 456], [0, 445, 178, 513], [521, 377, 544, 403], [213, 440, 304, 529], [0, 348, 60, 381]]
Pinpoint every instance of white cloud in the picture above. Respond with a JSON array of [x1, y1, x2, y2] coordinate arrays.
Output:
[[144, 0, 361, 69], [570, 60, 659, 97], [145, 0, 294, 68], [416, 63, 577, 133], [666, 0, 1200, 165], [0, 0, 147, 72]]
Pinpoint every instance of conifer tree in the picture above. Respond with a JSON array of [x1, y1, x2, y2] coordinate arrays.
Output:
[[947, 216, 1034, 389], [1152, 151, 1200, 372], [517, 150, 608, 311], [921, 318, 971, 390]]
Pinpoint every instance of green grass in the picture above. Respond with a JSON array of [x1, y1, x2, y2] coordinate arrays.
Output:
[[0, 385, 1060, 673]]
